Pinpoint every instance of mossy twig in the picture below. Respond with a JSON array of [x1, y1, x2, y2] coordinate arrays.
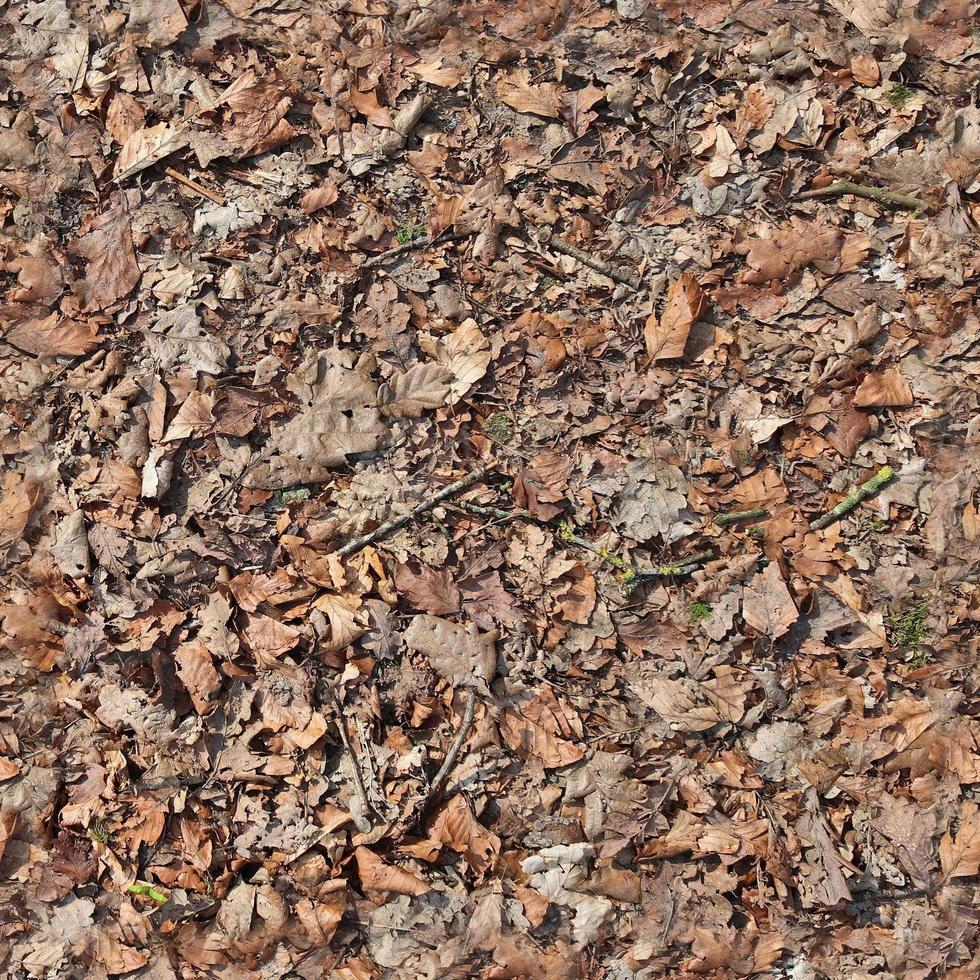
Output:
[[810, 466, 894, 531], [798, 181, 928, 212], [714, 507, 770, 528]]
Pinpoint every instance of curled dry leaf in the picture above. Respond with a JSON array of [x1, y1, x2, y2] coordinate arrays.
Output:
[[113, 121, 190, 181], [354, 845, 431, 901], [428, 794, 500, 873]]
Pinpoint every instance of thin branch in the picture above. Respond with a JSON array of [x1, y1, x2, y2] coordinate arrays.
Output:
[[810, 465, 895, 531], [333, 467, 487, 558], [451, 501, 712, 591], [714, 507, 770, 528], [797, 181, 928, 212], [361, 231, 465, 269], [535, 227, 642, 290], [422, 688, 478, 811], [329, 691, 374, 831], [164, 166, 225, 206]]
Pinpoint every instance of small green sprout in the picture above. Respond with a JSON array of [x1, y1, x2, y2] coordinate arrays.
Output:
[[86, 820, 110, 844], [888, 83, 913, 110], [689, 601, 712, 625], [556, 520, 576, 544], [483, 411, 515, 442], [886, 602, 929, 658], [126, 882, 168, 903], [395, 221, 426, 244]]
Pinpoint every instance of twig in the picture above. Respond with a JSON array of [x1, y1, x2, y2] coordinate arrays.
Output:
[[451, 501, 712, 590], [361, 231, 464, 269], [332, 467, 487, 558], [714, 507, 770, 528], [810, 465, 895, 531], [329, 691, 374, 831], [422, 688, 478, 811], [164, 166, 225, 206], [535, 227, 642, 290], [797, 181, 928, 212]]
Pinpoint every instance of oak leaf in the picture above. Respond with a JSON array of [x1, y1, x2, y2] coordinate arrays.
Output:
[[645, 273, 706, 360]]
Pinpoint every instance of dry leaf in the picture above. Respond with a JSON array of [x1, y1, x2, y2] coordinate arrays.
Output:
[[940, 801, 980, 880], [429, 795, 500, 873], [378, 362, 453, 418], [403, 615, 497, 691], [395, 563, 460, 616], [497, 69, 562, 118], [114, 122, 189, 181], [68, 196, 140, 312], [742, 563, 799, 639], [645, 273, 706, 360], [354, 846, 431, 900], [853, 367, 914, 407]]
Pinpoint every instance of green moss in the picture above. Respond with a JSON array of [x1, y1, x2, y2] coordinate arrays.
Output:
[[556, 520, 576, 543], [87, 820, 110, 844], [483, 411, 514, 442], [395, 221, 426, 243], [689, 601, 712, 624], [888, 83, 913, 110], [887, 602, 929, 653]]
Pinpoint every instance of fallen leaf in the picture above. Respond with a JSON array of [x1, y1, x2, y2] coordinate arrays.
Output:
[[395, 563, 461, 616], [742, 562, 799, 639], [68, 195, 140, 311], [853, 367, 914, 407], [354, 846, 431, 901], [379, 362, 453, 418]]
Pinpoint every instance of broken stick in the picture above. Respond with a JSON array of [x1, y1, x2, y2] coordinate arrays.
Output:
[[333, 466, 487, 558], [797, 181, 927, 212], [535, 227, 642, 291], [809, 465, 894, 531], [164, 166, 225, 206], [423, 688, 478, 811]]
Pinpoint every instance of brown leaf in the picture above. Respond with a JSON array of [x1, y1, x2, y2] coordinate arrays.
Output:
[[378, 362, 453, 419], [1, 307, 100, 357], [175, 641, 221, 713], [113, 121, 189, 182], [299, 181, 339, 214], [353, 846, 431, 900], [68, 196, 140, 311], [561, 83, 605, 138], [940, 800, 980, 880], [348, 86, 394, 128], [742, 563, 798, 639], [403, 615, 497, 691], [500, 688, 584, 769], [429, 794, 500, 873], [645, 273, 706, 360], [741, 220, 844, 284], [395, 563, 460, 616], [497, 69, 562, 118], [853, 367, 914, 407]]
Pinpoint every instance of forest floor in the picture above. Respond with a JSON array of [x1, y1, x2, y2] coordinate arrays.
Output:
[[1, 0, 979, 977]]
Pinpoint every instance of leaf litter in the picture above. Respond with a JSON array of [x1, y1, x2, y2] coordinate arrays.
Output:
[[1, 1, 979, 977]]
